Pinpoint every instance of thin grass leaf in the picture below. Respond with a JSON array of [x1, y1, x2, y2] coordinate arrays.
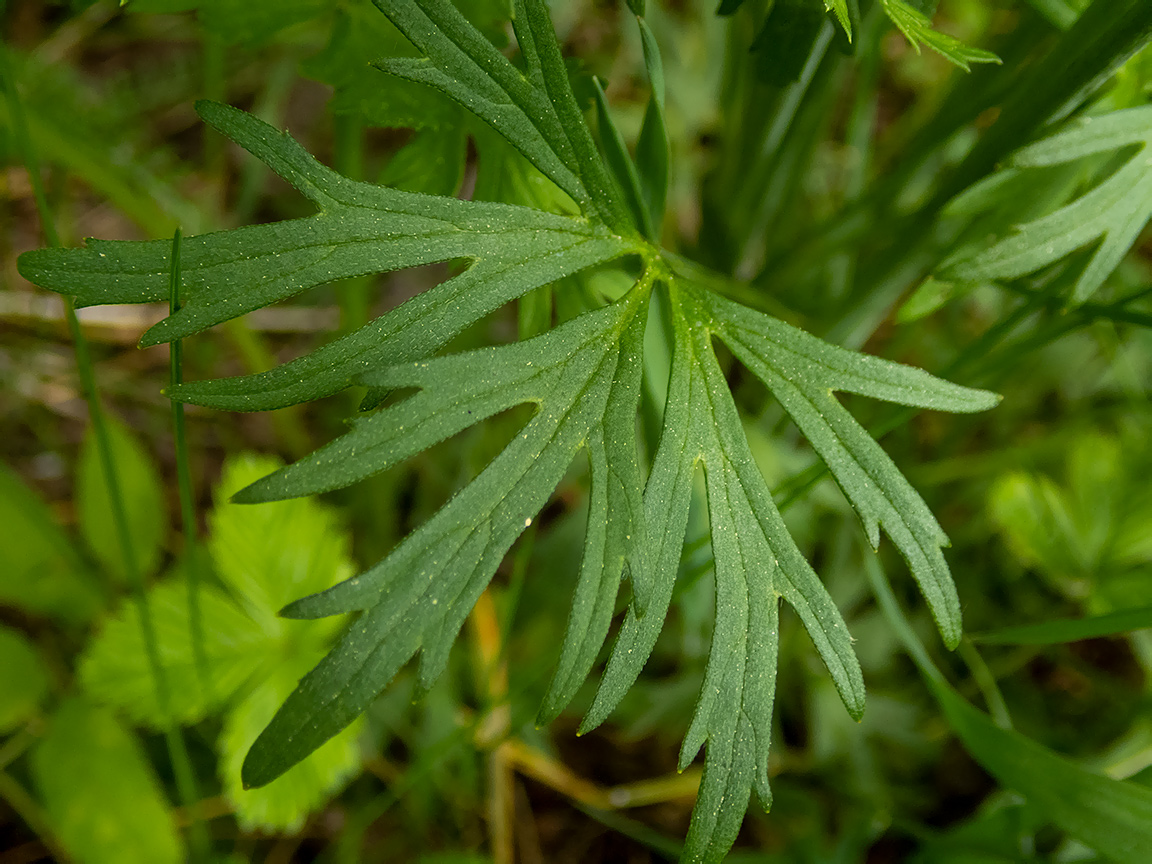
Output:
[[973, 605, 1152, 645], [870, 560, 1152, 864], [592, 77, 653, 239]]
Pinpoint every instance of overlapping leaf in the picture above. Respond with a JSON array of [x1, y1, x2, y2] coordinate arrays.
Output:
[[942, 105, 1152, 304], [78, 455, 364, 830]]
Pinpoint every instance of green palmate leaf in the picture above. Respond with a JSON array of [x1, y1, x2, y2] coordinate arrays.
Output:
[[701, 288, 1000, 647], [880, 0, 1001, 71], [987, 431, 1152, 611], [80, 454, 364, 828], [16, 1, 1004, 858], [943, 105, 1152, 305], [214, 455, 365, 828], [580, 277, 994, 862], [18, 102, 631, 412], [239, 282, 652, 788], [32, 699, 184, 864], [210, 454, 358, 635]]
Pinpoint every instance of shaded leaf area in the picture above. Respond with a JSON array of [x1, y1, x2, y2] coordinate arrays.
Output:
[[239, 285, 651, 790], [0, 625, 49, 735], [943, 105, 1152, 304], [373, 0, 627, 230], [31, 699, 183, 864], [77, 418, 167, 583], [973, 605, 1152, 645], [17, 102, 633, 412], [78, 455, 362, 830]]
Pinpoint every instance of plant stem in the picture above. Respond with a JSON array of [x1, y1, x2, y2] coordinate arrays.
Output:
[[169, 229, 212, 702]]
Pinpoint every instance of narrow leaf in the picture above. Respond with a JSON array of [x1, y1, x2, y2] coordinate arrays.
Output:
[[0, 625, 49, 734], [586, 280, 865, 864], [973, 606, 1152, 645], [704, 289, 998, 648], [635, 17, 669, 237], [18, 104, 632, 412], [871, 562, 1152, 864], [241, 290, 650, 788], [77, 418, 167, 583], [592, 77, 654, 239]]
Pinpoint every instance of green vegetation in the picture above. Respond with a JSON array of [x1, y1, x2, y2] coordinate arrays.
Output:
[[3, 0, 1152, 861]]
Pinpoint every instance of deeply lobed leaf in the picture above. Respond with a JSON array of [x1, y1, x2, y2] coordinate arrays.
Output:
[[942, 105, 1152, 305], [240, 286, 652, 789], [16, 0, 1006, 858]]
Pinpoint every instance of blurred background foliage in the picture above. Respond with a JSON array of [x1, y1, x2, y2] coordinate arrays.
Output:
[[2, 0, 1152, 861]]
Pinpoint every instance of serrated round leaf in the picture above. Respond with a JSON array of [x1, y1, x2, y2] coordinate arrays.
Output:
[[0, 625, 49, 733], [31, 699, 183, 864], [79, 577, 267, 727], [222, 652, 363, 831], [77, 418, 167, 583], [208, 454, 357, 628]]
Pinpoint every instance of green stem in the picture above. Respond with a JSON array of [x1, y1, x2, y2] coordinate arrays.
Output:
[[2, 42, 209, 863], [958, 639, 1013, 730], [169, 229, 212, 703], [333, 112, 373, 334]]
